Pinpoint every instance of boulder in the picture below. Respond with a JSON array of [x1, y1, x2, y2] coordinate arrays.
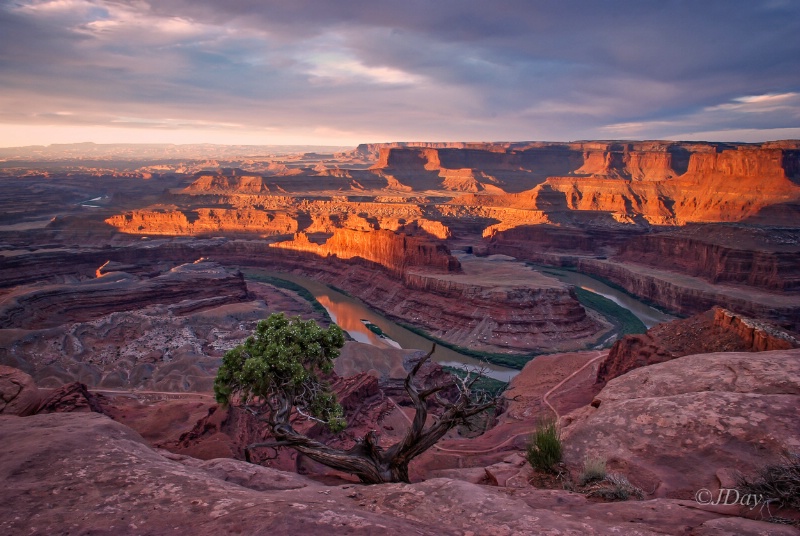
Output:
[[0, 365, 40, 416], [37, 381, 107, 414]]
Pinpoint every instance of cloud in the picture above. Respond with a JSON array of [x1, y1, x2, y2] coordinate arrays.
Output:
[[1, 0, 799, 145], [705, 93, 799, 113], [601, 92, 800, 140]]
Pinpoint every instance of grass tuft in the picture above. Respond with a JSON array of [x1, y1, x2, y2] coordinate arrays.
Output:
[[586, 473, 644, 501], [736, 452, 800, 522], [526, 417, 562, 473], [579, 456, 607, 486]]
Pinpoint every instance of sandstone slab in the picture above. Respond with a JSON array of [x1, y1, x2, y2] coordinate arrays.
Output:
[[1, 402, 795, 534], [563, 349, 800, 499]]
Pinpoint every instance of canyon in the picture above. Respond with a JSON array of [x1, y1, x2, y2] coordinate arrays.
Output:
[[1, 140, 799, 533]]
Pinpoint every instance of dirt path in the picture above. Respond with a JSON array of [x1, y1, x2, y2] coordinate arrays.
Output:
[[541, 351, 604, 419], [90, 388, 215, 399], [431, 351, 604, 455]]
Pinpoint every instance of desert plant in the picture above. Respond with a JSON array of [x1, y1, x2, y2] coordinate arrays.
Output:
[[526, 416, 562, 473], [587, 473, 644, 501], [579, 456, 607, 486], [737, 452, 800, 518], [214, 313, 500, 484]]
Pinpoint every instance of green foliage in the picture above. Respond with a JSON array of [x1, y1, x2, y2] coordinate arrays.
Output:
[[579, 456, 607, 486], [363, 321, 385, 337], [214, 313, 346, 432], [326, 284, 354, 298], [526, 416, 563, 473]]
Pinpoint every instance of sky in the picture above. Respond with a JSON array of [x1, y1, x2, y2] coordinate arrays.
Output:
[[1, 0, 799, 147]]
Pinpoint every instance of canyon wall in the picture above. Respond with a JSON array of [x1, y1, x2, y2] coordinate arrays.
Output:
[[615, 225, 800, 291], [0, 236, 604, 356], [369, 140, 800, 182], [269, 228, 461, 277], [576, 257, 800, 331], [105, 209, 299, 237], [484, 224, 643, 258], [0, 261, 248, 330], [302, 264, 602, 355], [368, 140, 800, 222], [596, 307, 799, 384], [712, 306, 799, 352], [183, 174, 272, 194]]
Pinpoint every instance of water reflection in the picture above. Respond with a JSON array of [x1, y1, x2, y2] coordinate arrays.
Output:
[[315, 295, 401, 349], [258, 271, 519, 382]]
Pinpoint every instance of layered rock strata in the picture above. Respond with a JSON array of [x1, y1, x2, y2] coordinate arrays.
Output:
[[287, 253, 606, 354], [615, 224, 800, 291], [269, 228, 461, 277], [106, 208, 299, 237], [0, 273, 325, 391], [0, 261, 248, 329], [0, 236, 609, 356], [596, 307, 799, 384], [576, 256, 800, 331]]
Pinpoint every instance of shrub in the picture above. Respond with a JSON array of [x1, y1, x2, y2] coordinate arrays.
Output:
[[587, 473, 644, 501], [579, 456, 607, 486], [737, 452, 800, 517], [526, 417, 562, 473]]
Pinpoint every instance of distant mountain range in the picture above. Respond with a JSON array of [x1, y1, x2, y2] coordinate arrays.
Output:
[[0, 143, 355, 161]]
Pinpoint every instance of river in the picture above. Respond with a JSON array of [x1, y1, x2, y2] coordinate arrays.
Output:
[[255, 263, 675, 383], [257, 271, 520, 382], [528, 265, 676, 328]]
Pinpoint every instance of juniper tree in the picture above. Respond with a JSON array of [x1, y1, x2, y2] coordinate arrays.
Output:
[[214, 312, 499, 484]]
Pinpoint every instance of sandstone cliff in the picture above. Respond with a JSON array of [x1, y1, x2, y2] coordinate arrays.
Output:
[[368, 141, 800, 215], [363, 140, 800, 225], [106, 208, 298, 237], [0, 237, 602, 356], [269, 228, 461, 277], [596, 307, 799, 384], [575, 256, 800, 331], [294, 254, 606, 355], [184, 173, 272, 193], [615, 224, 800, 291]]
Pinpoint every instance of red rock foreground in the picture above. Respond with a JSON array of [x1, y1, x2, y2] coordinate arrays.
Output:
[[2, 412, 798, 535], [563, 348, 800, 500]]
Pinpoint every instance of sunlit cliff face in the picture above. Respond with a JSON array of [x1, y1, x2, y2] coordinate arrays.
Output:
[[104, 141, 800, 249]]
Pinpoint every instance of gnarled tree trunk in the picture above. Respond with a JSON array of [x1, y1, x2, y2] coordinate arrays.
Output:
[[246, 345, 497, 484]]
